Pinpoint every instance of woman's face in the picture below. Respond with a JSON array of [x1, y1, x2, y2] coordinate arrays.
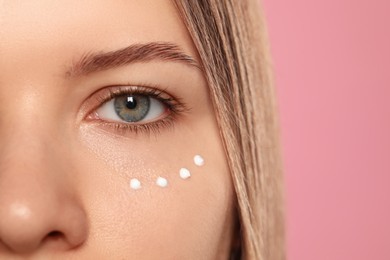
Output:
[[0, 1, 235, 259]]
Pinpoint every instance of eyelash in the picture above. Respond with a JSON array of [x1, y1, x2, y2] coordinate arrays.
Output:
[[85, 84, 189, 135]]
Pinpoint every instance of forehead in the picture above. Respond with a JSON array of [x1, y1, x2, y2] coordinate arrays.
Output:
[[0, 0, 196, 74]]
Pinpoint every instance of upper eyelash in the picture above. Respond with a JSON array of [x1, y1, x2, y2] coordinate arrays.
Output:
[[94, 84, 188, 115]]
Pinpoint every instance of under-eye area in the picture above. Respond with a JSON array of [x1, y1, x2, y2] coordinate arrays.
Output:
[[129, 154, 205, 191]]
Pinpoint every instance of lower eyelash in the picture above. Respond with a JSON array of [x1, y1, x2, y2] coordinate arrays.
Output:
[[95, 113, 177, 137]]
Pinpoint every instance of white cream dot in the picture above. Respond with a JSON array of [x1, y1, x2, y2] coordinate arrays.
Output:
[[179, 168, 191, 179], [194, 155, 205, 166], [156, 177, 168, 187], [130, 178, 141, 190]]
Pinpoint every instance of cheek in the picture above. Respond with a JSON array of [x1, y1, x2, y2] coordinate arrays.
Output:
[[74, 122, 234, 258]]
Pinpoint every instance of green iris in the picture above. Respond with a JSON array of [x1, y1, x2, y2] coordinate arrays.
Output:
[[114, 95, 150, 122]]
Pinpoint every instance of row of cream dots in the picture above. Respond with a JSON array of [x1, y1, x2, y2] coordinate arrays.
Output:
[[129, 155, 205, 190]]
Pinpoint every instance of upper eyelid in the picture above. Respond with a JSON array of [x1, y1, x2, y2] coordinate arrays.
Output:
[[97, 85, 178, 108]]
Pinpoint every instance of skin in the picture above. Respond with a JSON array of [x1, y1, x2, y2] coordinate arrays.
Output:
[[0, 0, 236, 259]]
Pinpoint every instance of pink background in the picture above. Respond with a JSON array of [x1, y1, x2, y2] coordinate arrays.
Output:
[[262, 0, 390, 259]]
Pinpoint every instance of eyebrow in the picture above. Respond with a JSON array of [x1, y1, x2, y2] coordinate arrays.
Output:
[[65, 42, 201, 78]]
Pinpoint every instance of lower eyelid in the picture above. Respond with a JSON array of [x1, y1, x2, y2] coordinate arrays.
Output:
[[88, 115, 177, 137]]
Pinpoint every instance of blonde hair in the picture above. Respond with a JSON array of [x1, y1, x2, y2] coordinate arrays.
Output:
[[174, 1, 285, 259]]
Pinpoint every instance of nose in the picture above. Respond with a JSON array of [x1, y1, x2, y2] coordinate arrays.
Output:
[[0, 132, 88, 254]]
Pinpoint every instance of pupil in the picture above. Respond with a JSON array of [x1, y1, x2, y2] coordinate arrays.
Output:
[[126, 96, 137, 109]]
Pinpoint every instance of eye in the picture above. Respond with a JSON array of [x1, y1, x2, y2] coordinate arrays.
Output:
[[84, 85, 189, 135], [96, 94, 166, 123]]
